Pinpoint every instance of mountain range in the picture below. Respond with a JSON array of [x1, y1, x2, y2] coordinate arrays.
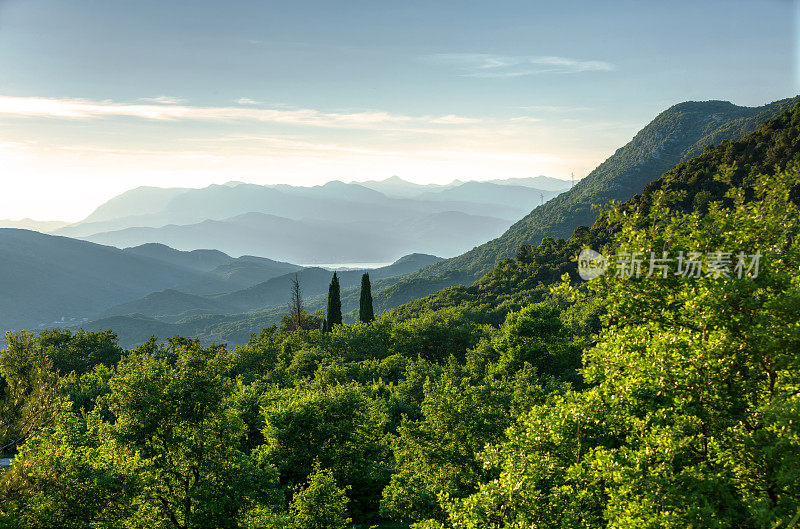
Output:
[[48, 178, 569, 262], [0, 229, 435, 332], [76, 97, 799, 347], [355, 175, 569, 197], [4, 96, 798, 348], [80, 210, 508, 263]]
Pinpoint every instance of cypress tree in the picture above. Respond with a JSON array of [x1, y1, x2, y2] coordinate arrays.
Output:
[[326, 272, 342, 329], [359, 272, 374, 323]]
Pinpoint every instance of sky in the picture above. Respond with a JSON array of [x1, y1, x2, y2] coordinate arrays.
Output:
[[0, 0, 797, 222]]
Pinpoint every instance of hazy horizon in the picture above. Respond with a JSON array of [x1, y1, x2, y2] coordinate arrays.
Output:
[[0, 174, 573, 223], [0, 0, 796, 221]]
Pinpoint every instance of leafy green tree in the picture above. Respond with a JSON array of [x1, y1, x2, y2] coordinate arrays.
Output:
[[290, 464, 352, 529], [326, 272, 343, 330], [486, 301, 583, 383], [230, 326, 285, 383], [0, 332, 59, 454], [108, 338, 282, 528], [389, 309, 490, 363], [0, 404, 140, 529], [257, 383, 391, 521], [515, 244, 534, 264], [61, 362, 115, 417], [0, 329, 123, 454], [323, 320, 391, 363], [36, 329, 122, 376], [381, 373, 518, 523], [359, 273, 375, 323]]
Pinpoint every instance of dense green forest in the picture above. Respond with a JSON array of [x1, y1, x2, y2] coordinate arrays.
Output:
[[1, 105, 800, 528]]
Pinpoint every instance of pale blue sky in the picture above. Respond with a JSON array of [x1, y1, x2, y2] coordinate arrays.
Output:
[[0, 0, 796, 220]]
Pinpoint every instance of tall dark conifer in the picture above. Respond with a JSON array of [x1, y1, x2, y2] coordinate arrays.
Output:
[[359, 272, 374, 323], [325, 272, 342, 330]]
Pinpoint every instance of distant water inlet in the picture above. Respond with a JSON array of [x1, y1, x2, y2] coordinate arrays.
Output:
[[299, 262, 394, 270]]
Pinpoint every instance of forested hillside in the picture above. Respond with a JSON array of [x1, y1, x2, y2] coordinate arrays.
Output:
[[1, 104, 798, 528], [389, 100, 800, 325], [410, 96, 800, 282]]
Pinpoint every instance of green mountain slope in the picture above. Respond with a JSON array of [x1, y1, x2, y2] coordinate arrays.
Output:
[[411, 96, 800, 282], [389, 101, 800, 324]]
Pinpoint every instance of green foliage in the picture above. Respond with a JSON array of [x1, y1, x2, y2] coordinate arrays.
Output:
[[257, 383, 392, 520], [323, 320, 392, 363], [0, 404, 140, 529], [61, 362, 114, 417], [230, 325, 284, 383], [4, 103, 800, 529], [0, 332, 60, 454], [280, 310, 324, 333], [515, 244, 534, 264], [388, 309, 491, 364], [360, 273, 375, 323], [290, 464, 353, 529], [431, 169, 800, 528], [326, 272, 343, 330], [107, 338, 281, 528], [35, 328, 123, 376], [381, 373, 524, 523]]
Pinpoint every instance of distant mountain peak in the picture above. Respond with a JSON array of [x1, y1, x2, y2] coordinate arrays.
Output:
[[321, 180, 347, 187]]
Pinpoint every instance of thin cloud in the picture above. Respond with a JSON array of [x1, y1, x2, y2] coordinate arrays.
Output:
[[54, 135, 565, 165], [509, 116, 542, 123], [424, 53, 614, 77], [0, 94, 488, 130], [139, 96, 186, 104], [236, 97, 261, 105], [428, 114, 482, 124]]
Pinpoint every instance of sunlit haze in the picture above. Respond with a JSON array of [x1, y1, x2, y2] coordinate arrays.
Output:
[[0, 0, 796, 221]]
